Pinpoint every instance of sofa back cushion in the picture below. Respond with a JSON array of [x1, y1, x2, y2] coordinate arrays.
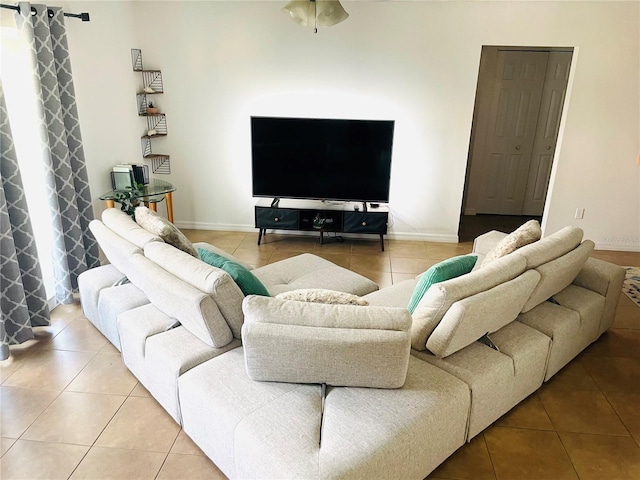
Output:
[[426, 269, 541, 358], [126, 253, 233, 348], [411, 253, 527, 351], [522, 240, 595, 312], [143, 242, 246, 339], [242, 295, 411, 389], [101, 208, 162, 248], [515, 226, 583, 269], [481, 220, 542, 267], [89, 220, 140, 277]]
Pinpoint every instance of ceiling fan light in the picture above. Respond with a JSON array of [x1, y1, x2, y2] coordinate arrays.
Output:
[[282, 0, 349, 29], [282, 1, 316, 27], [315, 1, 349, 27]]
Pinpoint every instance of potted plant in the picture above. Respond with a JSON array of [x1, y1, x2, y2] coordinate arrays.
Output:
[[146, 102, 159, 115], [113, 182, 145, 217]]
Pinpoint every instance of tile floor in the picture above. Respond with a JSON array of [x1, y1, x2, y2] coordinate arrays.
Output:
[[1, 230, 639, 480]]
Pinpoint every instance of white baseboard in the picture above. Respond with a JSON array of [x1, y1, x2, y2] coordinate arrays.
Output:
[[175, 221, 460, 244], [593, 242, 640, 252]]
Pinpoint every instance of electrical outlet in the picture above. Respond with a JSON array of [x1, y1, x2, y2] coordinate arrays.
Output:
[[575, 208, 585, 219]]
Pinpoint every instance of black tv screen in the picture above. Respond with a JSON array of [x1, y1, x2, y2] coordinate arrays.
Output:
[[251, 116, 394, 202]]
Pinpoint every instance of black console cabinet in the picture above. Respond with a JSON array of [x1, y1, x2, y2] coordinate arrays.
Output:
[[255, 199, 388, 251]]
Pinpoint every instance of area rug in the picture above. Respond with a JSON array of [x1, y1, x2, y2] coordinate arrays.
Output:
[[623, 267, 640, 307]]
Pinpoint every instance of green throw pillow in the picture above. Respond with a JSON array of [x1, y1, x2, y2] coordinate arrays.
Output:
[[407, 254, 478, 314], [197, 248, 270, 297]]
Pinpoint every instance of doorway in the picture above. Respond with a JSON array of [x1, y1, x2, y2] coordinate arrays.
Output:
[[460, 46, 573, 242]]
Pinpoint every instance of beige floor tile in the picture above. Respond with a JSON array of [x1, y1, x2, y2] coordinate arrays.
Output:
[[130, 382, 151, 397], [350, 254, 392, 273], [541, 358, 599, 391], [1, 437, 17, 456], [538, 389, 628, 435], [156, 453, 227, 479], [604, 391, 640, 445], [387, 241, 428, 258], [0, 350, 29, 384], [1, 349, 94, 391], [429, 434, 495, 480], [22, 391, 126, 445], [43, 318, 108, 353], [170, 430, 204, 456], [350, 238, 389, 255], [99, 341, 121, 354], [0, 386, 60, 438], [581, 356, 640, 393], [390, 257, 437, 275], [426, 243, 472, 260], [0, 439, 88, 479], [268, 250, 308, 264], [65, 352, 137, 395], [70, 446, 165, 480], [229, 248, 274, 268], [312, 252, 351, 269], [582, 329, 640, 358], [494, 393, 554, 431], [559, 432, 640, 480], [483, 427, 578, 480], [348, 267, 393, 290], [313, 240, 353, 255], [96, 396, 180, 452]]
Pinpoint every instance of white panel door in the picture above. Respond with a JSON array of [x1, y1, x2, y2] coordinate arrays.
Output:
[[477, 51, 548, 215], [522, 51, 572, 216]]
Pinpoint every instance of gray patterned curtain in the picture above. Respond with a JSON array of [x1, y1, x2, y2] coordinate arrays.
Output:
[[1, 81, 50, 360], [16, 2, 99, 304]]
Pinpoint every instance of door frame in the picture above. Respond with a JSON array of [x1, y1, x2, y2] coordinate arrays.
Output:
[[460, 45, 576, 232]]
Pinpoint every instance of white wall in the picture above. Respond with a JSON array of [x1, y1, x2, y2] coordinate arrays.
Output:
[[62, 1, 639, 249]]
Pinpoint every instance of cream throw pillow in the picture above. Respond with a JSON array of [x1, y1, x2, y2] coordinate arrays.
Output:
[[276, 289, 369, 306], [134, 206, 198, 257], [481, 220, 542, 267]]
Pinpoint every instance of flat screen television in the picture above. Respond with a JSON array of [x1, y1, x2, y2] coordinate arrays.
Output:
[[251, 116, 394, 203]]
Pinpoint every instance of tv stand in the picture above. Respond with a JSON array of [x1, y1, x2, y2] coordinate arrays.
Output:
[[255, 199, 388, 251]]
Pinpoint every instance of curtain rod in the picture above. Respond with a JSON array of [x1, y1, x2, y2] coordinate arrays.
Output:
[[0, 3, 90, 21]]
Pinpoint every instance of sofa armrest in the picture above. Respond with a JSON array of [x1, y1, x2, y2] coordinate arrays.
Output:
[[572, 257, 625, 335], [241, 295, 411, 388]]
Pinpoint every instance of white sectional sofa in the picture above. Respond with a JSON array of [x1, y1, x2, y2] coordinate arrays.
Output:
[[78, 208, 625, 479]]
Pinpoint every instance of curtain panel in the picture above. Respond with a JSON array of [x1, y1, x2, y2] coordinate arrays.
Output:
[[16, 2, 99, 304], [0, 81, 50, 361]]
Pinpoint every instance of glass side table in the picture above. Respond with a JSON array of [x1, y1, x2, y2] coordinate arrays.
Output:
[[99, 178, 176, 223]]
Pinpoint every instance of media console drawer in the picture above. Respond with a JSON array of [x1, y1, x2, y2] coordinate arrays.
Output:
[[255, 208, 298, 229], [343, 212, 388, 234], [255, 200, 388, 251]]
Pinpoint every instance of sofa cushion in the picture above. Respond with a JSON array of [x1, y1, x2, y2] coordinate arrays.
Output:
[[241, 295, 411, 388], [252, 253, 378, 296], [144, 242, 246, 339], [407, 254, 478, 314], [198, 248, 270, 297], [193, 242, 253, 271], [101, 207, 162, 248], [411, 253, 527, 351], [126, 253, 233, 348], [88, 220, 140, 277], [134, 206, 198, 257], [426, 269, 541, 358], [515, 226, 583, 269], [276, 288, 369, 306], [481, 220, 541, 267], [521, 240, 595, 312]]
